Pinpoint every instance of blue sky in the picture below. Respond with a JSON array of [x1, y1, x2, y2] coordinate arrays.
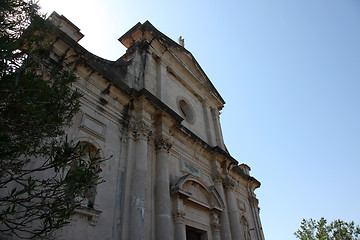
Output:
[[39, 1, 360, 239]]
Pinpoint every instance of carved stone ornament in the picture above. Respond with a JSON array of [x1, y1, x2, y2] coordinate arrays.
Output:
[[223, 177, 235, 190], [211, 222, 221, 232], [172, 210, 185, 223], [212, 171, 223, 184], [132, 121, 152, 141], [248, 195, 259, 207], [155, 136, 172, 153], [240, 216, 252, 240], [210, 212, 221, 231]]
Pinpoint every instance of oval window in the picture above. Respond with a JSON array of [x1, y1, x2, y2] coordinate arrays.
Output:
[[179, 99, 194, 122]]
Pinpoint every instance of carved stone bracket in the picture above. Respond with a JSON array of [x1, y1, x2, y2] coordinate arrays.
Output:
[[155, 136, 172, 153], [172, 210, 185, 224]]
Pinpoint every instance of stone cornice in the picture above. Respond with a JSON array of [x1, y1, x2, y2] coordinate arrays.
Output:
[[233, 166, 261, 190], [52, 29, 135, 99]]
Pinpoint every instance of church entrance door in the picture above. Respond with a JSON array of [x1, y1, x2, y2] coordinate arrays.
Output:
[[186, 226, 202, 240]]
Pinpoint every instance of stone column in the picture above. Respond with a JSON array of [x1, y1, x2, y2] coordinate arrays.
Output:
[[155, 136, 172, 240], [120, 131, 136, 240], [212, 172, 232, 240], [128, 122, 151, 240], [173, 210, 186, 240], [224, 177, 242, 240], [210, 212, 221, 240], [248, 195, 265, 240]]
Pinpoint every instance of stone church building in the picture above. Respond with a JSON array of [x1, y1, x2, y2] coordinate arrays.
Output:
[[49, 12, 265, 240]]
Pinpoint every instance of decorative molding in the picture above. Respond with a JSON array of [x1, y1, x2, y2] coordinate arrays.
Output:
[[183, 181, 210, 206], [209, 187, 224, 211], [172, 210, 185, 224], [171, 175, 224, 212]]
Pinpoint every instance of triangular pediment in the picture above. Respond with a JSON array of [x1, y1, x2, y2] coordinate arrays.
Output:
[[118, 21, 225, 108]]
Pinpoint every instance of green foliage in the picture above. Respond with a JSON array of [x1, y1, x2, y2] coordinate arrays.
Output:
[[295, 218, 360, 240], [0, 1, 105, 238]]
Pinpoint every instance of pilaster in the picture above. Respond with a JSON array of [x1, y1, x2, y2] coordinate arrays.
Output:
[[224, 177, 242, 240], [211, 108, 225, 148], [154, 135, 173, 240], [120, 126, 137, 240], [212, 172, 232, 240], [156, 60, 168, 102], [128, 121, 152, 240], [172, 210, 186, 240], [210, 212, 221, 240], [248, 193, 265, 240], [201, 100, 214, 146]]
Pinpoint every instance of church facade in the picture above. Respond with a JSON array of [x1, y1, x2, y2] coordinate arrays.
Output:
[[49, 12, 265, 240]]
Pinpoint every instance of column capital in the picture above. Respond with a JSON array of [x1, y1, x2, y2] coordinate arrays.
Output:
[[210, 212, 221, 232], [211, 222, 221, 232], [248, 195, 259, 207], [212, 171, 223, 184], [172, 210, 185, 224], [224, 177, 235, 190], [154, 136, 172, 153], [132, 121, 152, 141]]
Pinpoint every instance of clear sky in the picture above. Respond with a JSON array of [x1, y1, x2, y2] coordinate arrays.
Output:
[[39, 1, 360, 239]]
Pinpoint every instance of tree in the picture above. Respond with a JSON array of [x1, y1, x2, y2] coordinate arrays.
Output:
[[295, 218, 360, 240], [0, 1, 105, 238]]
